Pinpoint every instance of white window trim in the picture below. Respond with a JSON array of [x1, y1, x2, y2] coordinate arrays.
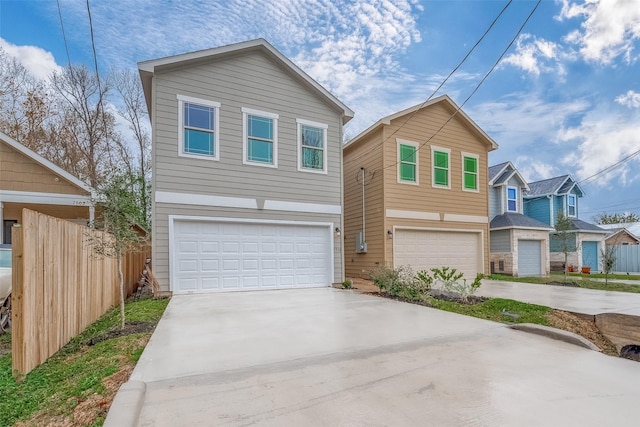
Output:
[[242, 107, 278, 168], [461, 152, 479, 193], [397, 138, 419, 185], [431, 145, 451, 189], [177, 94, 220, 161], [296, 118, 328, 175], [507, 186, 518, 212], [567, 194, 577, 218]]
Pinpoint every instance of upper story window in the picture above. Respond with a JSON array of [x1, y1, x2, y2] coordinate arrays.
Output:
[[462, 152, 478, 191], [397, 139, 419, 184], [177, 94, 220, 160], [507, 186, 518, 212], [567, 194, 576, 217], [242, 107, 278, 168], [297, 118, 328, 174], [431, 146, 450, 189]]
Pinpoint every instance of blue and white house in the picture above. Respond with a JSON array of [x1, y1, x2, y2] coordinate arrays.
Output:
[[523, 174, 607, 272], [488, 162, 552, 276]]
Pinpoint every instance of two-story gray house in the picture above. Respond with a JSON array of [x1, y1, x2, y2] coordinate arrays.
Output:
[[138, 39, 353, 294], [488, 162, 552, 276]]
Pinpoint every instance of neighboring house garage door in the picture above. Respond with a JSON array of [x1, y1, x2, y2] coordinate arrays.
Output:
[[582, 241, 598, 271], [518, 240, 542, 276], [393, 229, 483, 279], [172, 220, 332, 294]]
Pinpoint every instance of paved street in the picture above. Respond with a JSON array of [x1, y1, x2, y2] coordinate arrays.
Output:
[[106, 288, 640, 426]]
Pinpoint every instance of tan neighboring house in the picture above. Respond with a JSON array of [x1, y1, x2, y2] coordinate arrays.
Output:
[[138, 39, 353, 294], [604, 228, 640, 246], [343, 95, 498, 279], [0, 131, 94, 245]]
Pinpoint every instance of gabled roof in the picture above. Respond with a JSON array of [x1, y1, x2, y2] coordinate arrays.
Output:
[[138, 38, 354, 124], [488, 161, 529, 190], [604, 228, 640, 243], [524, 175, 585, 198], [0, 131, 93, 194], [344, 94, 498, 151], [490, 212, 553, 231]]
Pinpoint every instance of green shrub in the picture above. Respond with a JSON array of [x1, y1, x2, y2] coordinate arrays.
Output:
[[369, 265, 430, 300], [431, 267, 483, 302], [342, 280, 352, 289]]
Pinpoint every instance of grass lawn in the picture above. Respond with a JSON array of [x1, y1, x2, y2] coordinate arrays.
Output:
[[0, 297, 169, 427], [430, 297, 551, 325], [487, 273, 640, 294]]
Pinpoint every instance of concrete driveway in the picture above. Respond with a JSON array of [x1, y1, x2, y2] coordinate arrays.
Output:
[[478, 280, 640, 316], [109, 288, 640, 426]]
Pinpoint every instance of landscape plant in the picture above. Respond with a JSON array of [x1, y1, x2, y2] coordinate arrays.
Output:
[[554, 211, 574, 280], [601, 245, 617, 285], [430, 267, 483, 303], [369, 265, 429, 300]]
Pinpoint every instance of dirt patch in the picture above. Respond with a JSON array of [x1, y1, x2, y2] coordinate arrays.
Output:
[[545, 310, 618, 356], [86, 321, 155, 346], [547, 281, 580, 287]]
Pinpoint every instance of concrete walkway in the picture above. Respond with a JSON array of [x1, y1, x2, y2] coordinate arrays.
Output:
[[106, 288, 640, 426], [478, 280, 640, 316]]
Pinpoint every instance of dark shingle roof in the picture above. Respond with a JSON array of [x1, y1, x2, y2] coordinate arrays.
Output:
[[489, 162, 509, 182], [490, 213, 553, 230], [570, 219, 607, 232], [524, 175, 570, 197]]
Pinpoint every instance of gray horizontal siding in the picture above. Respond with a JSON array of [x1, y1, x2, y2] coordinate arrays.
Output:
[[152, 51, 343, 206], [490, 229, 511, 252], [152, 202, 342, 292], [489, 187, 501, 219]]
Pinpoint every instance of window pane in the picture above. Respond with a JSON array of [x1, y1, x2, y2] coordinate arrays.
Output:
[[185, 103, 214, 130], [302, 147, 323, 169], [184, 129, 214, 155], [248, 138, 273, 163], [434, 151, 448, 168], [464, 172, 476, 189], [400, 144, 416, 163], [464, 157, 477, 173], [508, 188, 517, 199], [400, 163, 416, 181], [248, 115, 273, 140], [435, 168, 448, 186], [508, 200, 517, 211], [302, 126, 323, 148]]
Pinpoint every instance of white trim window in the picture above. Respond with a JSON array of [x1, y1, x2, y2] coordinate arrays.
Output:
[[431, 146, 451, 189], [507, 186, 518, 212], [397, 139, 419, 184], [567, 194, 577, 217], [461, 152, 479, 192], [177, 95, 220, 160], [242, 107, 278, 168], [297, 118, 328, 174]]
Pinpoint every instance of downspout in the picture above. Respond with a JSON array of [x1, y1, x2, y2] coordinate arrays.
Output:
[[548, 195, 554, 227], [361, 167, 366, 242]]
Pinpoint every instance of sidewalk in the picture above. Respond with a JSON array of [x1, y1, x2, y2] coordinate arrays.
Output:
[[478, 279, 640, 316]]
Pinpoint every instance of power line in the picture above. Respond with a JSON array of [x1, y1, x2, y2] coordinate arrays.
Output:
[[382, 0, 542, 174], [56, 0, 72, 69], [578, 147, 640, 185], [343, 0, 514, 167]]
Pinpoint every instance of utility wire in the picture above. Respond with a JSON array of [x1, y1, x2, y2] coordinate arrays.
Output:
[[56, 0, 72, 69], [383, 0, 542, 173], [343, 0, 514, 167], [578, 147, 640, 185]]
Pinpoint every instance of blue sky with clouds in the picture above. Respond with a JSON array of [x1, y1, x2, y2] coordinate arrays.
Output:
[[1, 0, 639, 221]]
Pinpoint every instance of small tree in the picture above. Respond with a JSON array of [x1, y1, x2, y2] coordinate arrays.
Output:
[[554, 212, 574, 280], [88, 173, 148, 329], [601, 246, 616, 285]]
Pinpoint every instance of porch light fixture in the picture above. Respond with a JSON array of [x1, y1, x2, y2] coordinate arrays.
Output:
[[387, 230, 393, 238], [335, 227, 341, 236]]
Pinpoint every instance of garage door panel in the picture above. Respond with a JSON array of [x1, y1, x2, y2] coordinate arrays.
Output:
[[173, 220, 331, 293], [394, 229, 482, 279]]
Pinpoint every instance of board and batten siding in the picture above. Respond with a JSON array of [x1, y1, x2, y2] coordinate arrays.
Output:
[[150, 50, 345, 290], [343, 129, 385, 278]]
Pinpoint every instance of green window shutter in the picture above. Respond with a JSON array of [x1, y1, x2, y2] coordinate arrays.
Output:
[[464, 157, 477, 173]]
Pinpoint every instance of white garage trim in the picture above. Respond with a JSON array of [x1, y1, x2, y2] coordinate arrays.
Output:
[[168, 215, 335, 293], [392, 226, 484, 278]]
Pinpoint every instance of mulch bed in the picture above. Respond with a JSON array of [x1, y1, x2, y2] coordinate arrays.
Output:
[[547, 281, 580, 287]]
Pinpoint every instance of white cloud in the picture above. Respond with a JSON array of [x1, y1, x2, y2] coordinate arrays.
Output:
[[558, 0, 640, 65], [0, 38, 62, 80], [512, 156, 558, 182], [615, 90, 640, 108], [501, 33, 570, 76], [558, 107, 640, 186]]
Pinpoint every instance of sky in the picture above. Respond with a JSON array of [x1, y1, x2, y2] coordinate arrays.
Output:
[[1, 0, 639, 222]]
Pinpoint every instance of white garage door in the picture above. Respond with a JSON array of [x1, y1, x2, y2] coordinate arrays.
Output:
[[172, 220, 332, 294], [394, 229, 483, 279], [518, 240, 542, 277]]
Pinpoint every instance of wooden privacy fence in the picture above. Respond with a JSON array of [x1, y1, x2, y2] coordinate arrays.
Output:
[[12, 209, 150, 375]]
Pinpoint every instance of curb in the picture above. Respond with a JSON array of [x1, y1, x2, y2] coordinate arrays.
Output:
[[103, 380, 147, 427], [509, 323, 601, 352]]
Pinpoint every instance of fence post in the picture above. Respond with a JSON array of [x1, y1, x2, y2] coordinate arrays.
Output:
[[11, 223, 25, 376]]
